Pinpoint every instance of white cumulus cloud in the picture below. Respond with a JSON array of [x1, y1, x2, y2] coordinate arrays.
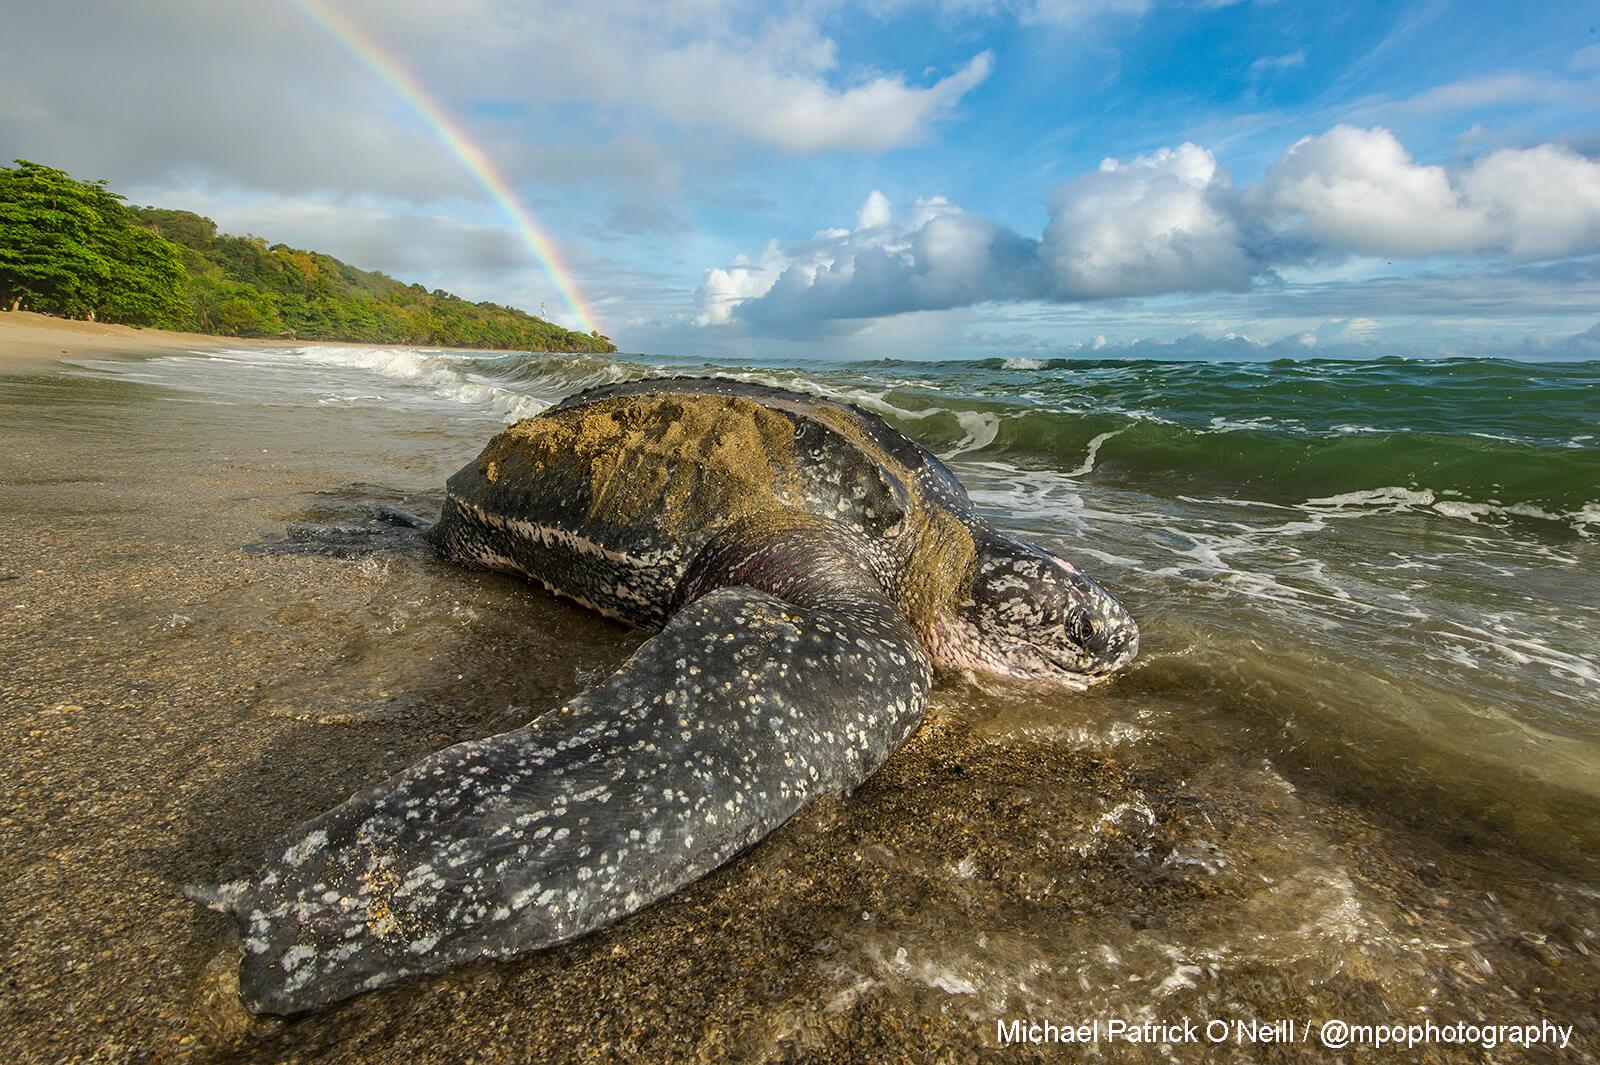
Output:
[[1043, 143, 1256, 297], [695, 241, 793, 326], [1455, 143, 1600, 259], [698, 125, 1600, 335], [695, 190, 1041, 333], [1253, 125, 1600, 260], [1252, 126, 1493, 256], [856, 189, 893, 229]]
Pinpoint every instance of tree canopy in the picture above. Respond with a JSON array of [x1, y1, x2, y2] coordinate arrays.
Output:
[[0, 161, 188, 326], [0, 160, 615, 353]]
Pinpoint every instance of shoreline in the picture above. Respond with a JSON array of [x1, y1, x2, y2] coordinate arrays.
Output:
[[0, 310, 549, 370]]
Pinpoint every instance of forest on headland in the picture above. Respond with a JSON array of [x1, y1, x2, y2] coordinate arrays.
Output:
[[0, 161, 615, 353]]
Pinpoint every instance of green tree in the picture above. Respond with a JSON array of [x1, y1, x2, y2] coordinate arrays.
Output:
[[216, 297, 265, 335], [0, 161, 111, 316], [133, 207, 217, 250], [0, 160, 187, 325]]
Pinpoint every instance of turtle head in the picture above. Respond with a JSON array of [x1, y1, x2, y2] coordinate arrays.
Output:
[[930, 532, 1138, 687]]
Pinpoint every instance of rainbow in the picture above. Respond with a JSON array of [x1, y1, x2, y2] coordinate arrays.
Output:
[[285, 0, 603, 337]]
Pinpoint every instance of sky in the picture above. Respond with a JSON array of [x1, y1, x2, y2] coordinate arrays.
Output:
[[3, 0, 1599, 360]]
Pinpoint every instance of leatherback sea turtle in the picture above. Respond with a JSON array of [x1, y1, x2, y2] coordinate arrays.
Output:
[[224, 377, 1138, 1013]]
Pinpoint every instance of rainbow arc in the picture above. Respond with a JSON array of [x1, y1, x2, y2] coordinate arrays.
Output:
[[286, 0, 602, 336]]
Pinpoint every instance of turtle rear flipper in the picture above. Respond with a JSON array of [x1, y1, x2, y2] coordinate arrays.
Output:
[[251, 503, 435, 560], [230, 515, 930, 1014]]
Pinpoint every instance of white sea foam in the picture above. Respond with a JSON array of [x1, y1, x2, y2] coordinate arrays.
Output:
[[1305, 486, 1438, 509], [283, 346, 555, 421], [1001, 357, 1046, 370], [1430, 499, 1575, 525], [1441, 621, 1600, 686], [1207, 414, 1275, 432], [1064, 429, 1123, 477], [1301, 484, 1598, 531], [938, 410, 1001, 457]]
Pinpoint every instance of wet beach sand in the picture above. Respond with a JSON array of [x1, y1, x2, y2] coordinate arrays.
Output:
[[2, 322, 1597, 1063]]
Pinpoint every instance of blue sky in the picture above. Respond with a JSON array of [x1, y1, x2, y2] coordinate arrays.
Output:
[[3, 0, 1598, 358]]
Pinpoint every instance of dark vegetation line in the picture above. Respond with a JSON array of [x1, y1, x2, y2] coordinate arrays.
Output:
[[0, 160, 615, 353]]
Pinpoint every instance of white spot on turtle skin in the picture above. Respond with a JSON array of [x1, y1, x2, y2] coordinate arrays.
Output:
[[282, 830, 328, 868], [281, 945, 317, 972]]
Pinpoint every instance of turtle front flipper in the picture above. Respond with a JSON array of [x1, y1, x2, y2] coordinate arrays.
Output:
[[229, 514, 930, 1014]]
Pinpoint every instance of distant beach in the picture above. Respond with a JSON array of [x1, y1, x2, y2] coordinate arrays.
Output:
[[0, 310, 464, 368], [0, 311, 232, 366], [1, 336, 1596, 1062]]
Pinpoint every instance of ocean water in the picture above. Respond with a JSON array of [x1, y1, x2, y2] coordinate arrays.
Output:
[[66, 344, 1600, 857], [21, 342, 1598, 1058]]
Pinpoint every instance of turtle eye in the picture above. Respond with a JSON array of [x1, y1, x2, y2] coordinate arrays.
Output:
[[1066, 610, 1096, 646]]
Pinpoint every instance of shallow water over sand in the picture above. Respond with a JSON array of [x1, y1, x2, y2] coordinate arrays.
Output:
[[1, 347, 1597, 1063]]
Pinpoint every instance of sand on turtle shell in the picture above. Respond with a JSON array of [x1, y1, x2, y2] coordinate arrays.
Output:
[[473, 393, 976, 636]]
